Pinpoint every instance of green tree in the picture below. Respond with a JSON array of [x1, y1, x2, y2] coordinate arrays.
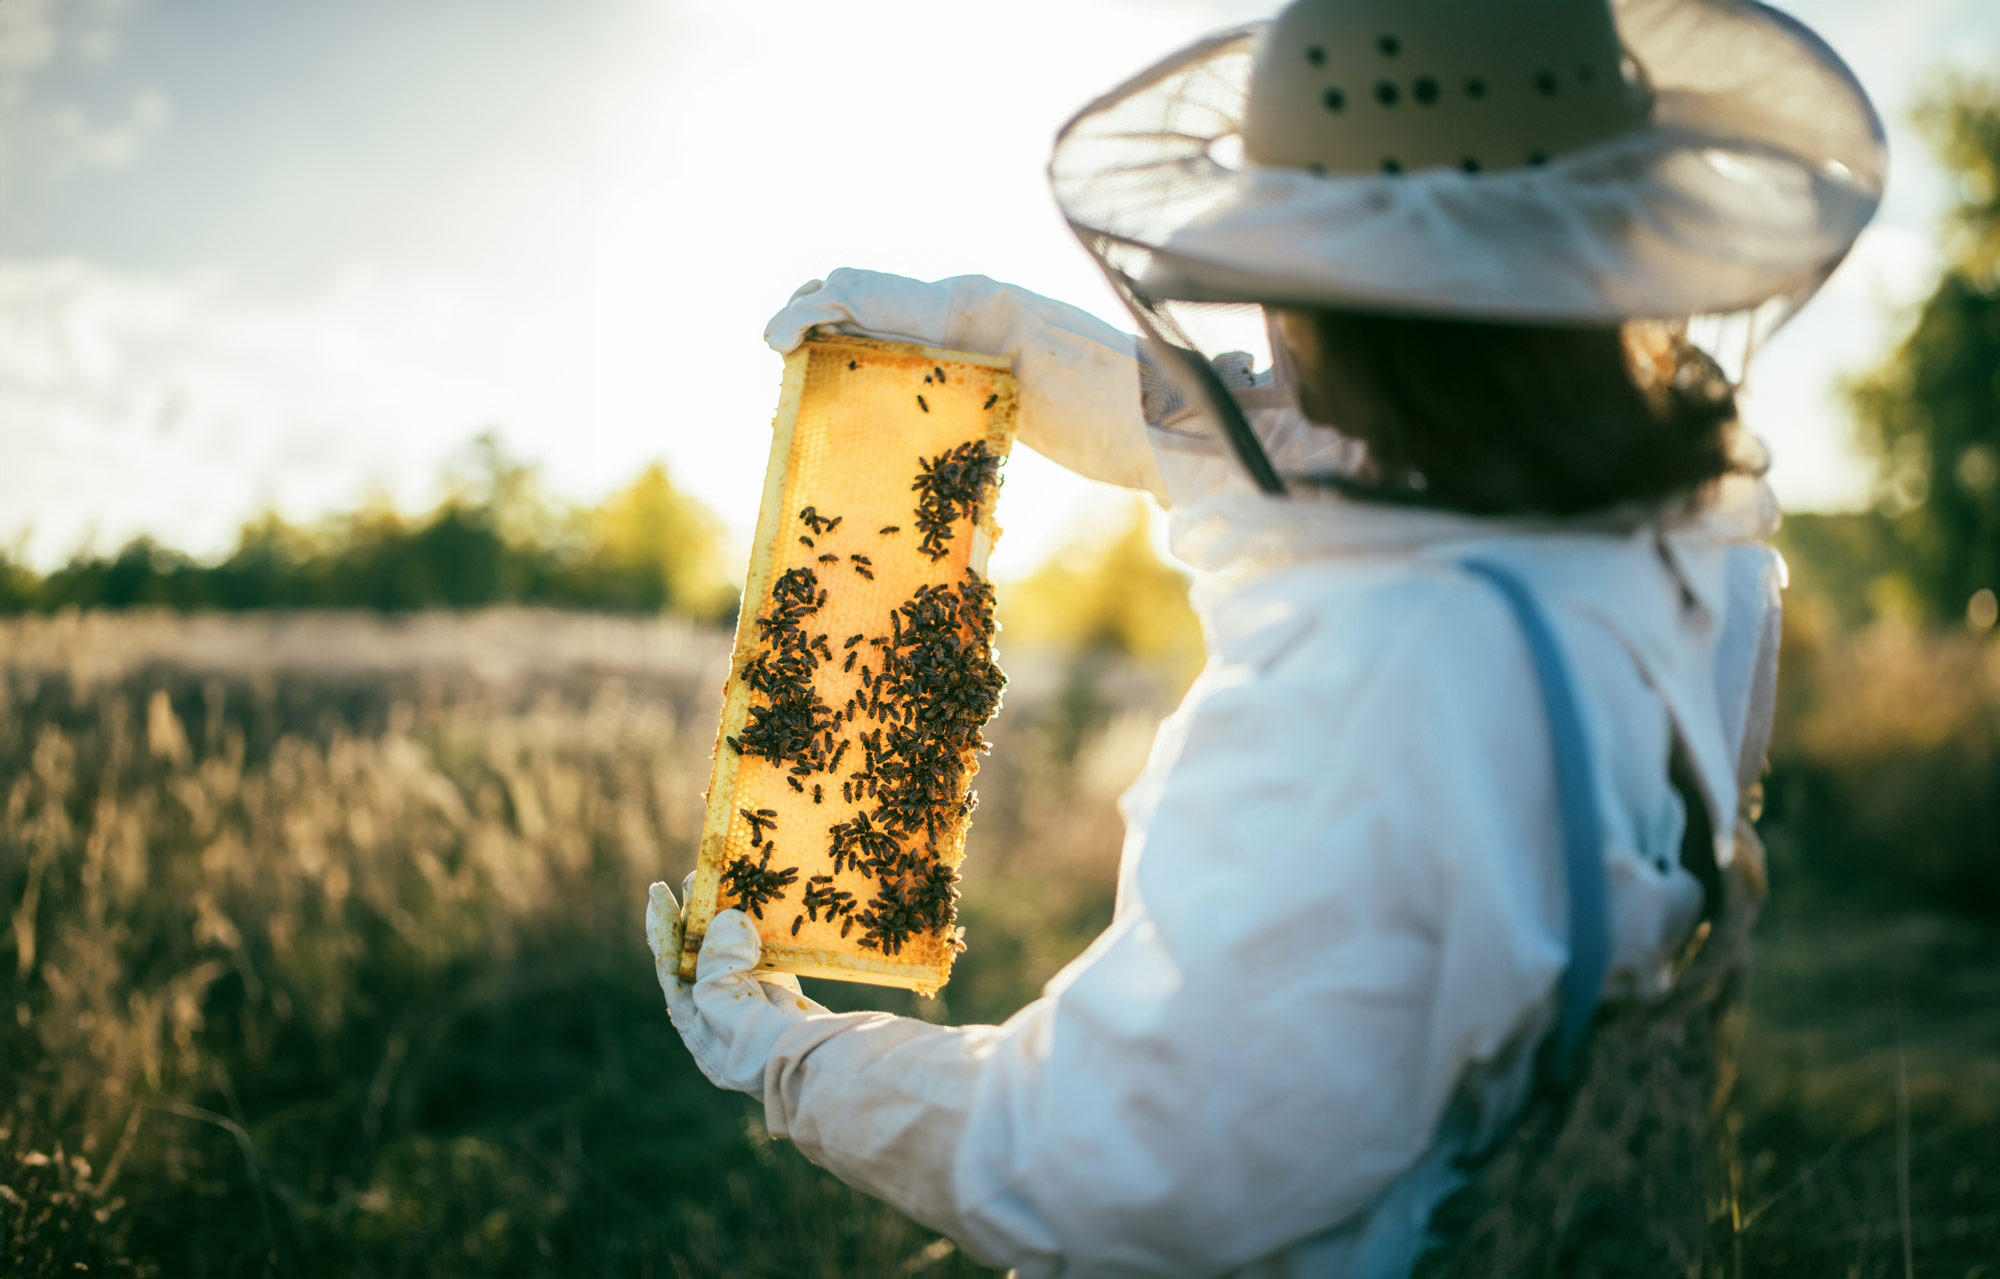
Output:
[[1847, 77, 2000, 626], [0, 546, 38, 611], [210, 512, 319, 608], [0, 435, 737, 618], [572, 463, 734, 618], [1001, 497, 1203, 679], [998, 497, 1202, 766]]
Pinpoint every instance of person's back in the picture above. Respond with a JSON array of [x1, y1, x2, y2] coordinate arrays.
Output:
[[1067, 527, 1735, 1273]]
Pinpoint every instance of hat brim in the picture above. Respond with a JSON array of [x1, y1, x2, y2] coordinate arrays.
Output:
[[1051, 0, 1885, 326]]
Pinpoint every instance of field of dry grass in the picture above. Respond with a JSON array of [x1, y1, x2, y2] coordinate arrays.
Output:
[[2, 609, 1994, 1276]]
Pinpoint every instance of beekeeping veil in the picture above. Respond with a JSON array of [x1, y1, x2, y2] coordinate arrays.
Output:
[[1049, 0, 1885, 496]]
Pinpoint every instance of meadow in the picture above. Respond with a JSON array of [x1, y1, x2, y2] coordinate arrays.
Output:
[[3, 607, 1996, 1277]]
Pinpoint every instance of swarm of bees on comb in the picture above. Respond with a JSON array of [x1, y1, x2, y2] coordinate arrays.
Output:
[[677, 336, 1017, 994]]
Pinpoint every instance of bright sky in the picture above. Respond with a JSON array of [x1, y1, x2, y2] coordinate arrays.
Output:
[[2, 0, 1996, 575]]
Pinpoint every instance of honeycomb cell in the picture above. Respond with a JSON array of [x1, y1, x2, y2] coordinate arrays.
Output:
[[676, 336, 1017, 995]]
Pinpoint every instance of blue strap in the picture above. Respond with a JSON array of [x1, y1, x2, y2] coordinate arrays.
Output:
[[1461, 558, 1611, 1084]]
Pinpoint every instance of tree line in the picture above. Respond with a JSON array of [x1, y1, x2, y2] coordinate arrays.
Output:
[[0, 436, 737, 619], [1788, 76, 2000, 632]]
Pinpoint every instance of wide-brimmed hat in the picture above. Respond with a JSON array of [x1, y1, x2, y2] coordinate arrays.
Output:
[[1049, 0, 1886, 493]]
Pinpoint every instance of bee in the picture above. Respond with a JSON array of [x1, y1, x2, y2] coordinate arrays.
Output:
[[933, 366, 946, 383], [719, 848, 798, 919], [818, 553, 839, 564], [848, 360, 857, 370], [792, 915, 803, 936], [916, 395, 929, 413], [739, 807, 777, 841], [787, 776, 804, 793], [879, 525, 899, 534], [843, 634, 863, 648], [844, 650, 857, 673], [850, 554, 871, 565], [855, 566, 874, 580], [813, 783, 823, 804], [983, 393, 998, 410], [800, 536, 814, 548]]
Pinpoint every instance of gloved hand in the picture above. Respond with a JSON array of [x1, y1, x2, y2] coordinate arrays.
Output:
[[645, 876, 829, 1094], [763, 269, 1167, 500], [645, 882, 1014, 1260]]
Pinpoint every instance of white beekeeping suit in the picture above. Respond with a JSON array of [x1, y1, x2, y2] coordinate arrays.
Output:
[[648, 267, 1785, 1278], [649, 0, 1878, 1270]]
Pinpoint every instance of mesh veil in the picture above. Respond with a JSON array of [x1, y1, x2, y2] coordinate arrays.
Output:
[[1049, 6, 1885, 497], [1058, 29, 1287, 492]]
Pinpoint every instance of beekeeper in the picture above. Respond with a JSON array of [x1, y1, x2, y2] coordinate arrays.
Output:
[[646, 0, 1882, 1273]]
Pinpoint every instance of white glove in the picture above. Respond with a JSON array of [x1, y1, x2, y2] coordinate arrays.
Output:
[[645, 877, 828, 1094], [764, 269, 1168, 500], [645, 875, 1001, 1251]]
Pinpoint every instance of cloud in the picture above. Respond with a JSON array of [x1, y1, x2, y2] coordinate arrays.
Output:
[[39, 89, 170, 170], [0, 0, 156, 184], [0, 256, 597, 566], [0, 0, 138, 95], [69, 0, 140, 62], [0, 0, 59, 104], [0, 243, 1104, 579]]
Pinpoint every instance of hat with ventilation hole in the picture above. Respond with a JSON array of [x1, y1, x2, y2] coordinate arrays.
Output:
[[1052, 0, 1884, 327]]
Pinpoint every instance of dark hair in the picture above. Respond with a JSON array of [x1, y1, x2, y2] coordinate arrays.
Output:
[[1271, 307, 1752, 516]]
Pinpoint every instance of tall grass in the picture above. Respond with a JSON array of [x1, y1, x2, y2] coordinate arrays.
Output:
[[1764, 601, 2000, 912], [2, 610, 1994, 1276], [0, 611, 1158, 1277]]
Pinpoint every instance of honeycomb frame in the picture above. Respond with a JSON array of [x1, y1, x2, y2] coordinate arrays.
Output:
[[678, 334, 1017, 994]]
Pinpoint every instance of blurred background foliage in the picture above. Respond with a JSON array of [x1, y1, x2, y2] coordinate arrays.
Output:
[[1752, 78, 2000, 938], [3, 70, 1999, 1279], [0, 435, 736, 621], [1787, 77, 2000, 633], [998, 495, 1203, 684]]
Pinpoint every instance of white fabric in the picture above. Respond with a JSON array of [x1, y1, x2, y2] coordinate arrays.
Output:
[[677, 277, 1786, 1277], [1050, 0, 1885, 325], [766, 269, 1168, 500], [646, 882, 831, 1094], [648, 882, 990, 1234], [1715, 544, 1785, 790], [1150, 401, 1774, 860]]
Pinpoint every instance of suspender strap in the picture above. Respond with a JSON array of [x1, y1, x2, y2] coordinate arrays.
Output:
[[1461, 559, 1612, 1085]]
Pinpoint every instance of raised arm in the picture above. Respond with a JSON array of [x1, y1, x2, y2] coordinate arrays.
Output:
[[763, 269, 1168, 501]]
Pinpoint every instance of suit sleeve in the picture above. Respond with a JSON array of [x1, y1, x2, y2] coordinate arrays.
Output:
[[763, 268, 1168, 500]]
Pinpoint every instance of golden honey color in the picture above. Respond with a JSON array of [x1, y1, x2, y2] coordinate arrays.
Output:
[[677, 336, 1018, 994]]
